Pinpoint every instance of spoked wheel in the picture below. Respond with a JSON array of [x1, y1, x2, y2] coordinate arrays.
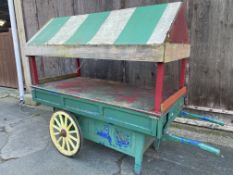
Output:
[[49, 110, 82, 157]]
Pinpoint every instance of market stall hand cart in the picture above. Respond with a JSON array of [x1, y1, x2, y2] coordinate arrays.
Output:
[[25, 2, 224, 174]]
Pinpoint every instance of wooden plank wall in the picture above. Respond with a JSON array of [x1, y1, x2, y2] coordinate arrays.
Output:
[[21, 0, 233, 111], [188, 0, 233, 111], [0, 31, 18, 88]]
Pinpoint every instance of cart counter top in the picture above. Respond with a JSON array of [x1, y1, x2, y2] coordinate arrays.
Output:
[[26, 2, 190, 62], [32, 77, 160, 115]]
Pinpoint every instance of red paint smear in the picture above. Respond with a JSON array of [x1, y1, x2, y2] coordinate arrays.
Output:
[[55, 79, 96, 89], [55, 80, 80, 89], [65, 88, 82, 93], [116, 96, 138, 103]]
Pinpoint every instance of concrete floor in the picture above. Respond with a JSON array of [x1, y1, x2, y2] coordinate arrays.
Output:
[[0, 96, 233, 175]]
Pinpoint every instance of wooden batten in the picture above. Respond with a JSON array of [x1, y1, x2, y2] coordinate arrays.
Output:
[[25, 44, 165, 62], [164, 43, 190, 62], [25, 42, 190, 62], [161, 87, 187, 113], [14, 0, 32, 91]]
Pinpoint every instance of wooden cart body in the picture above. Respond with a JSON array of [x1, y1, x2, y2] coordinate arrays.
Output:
[[25, 2, 222, 174], [32, 77, 184, 174]]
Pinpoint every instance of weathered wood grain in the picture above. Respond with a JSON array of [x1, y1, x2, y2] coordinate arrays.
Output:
[[21, 0, 233, 111], [164, 43, 190, 63], [25, 44, 189, 62], [22, 0, 43, 78], [0, 31, 18, 88], [35, 77, 158, 115], [22, 0, 77, 78], [187, 0, 233, 110], [14, 0, 31, 91], [123, 0, 184, 95], [72, 0, 127, 83]]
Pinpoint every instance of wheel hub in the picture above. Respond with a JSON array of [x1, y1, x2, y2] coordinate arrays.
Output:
[[60, 129, 67, 137]]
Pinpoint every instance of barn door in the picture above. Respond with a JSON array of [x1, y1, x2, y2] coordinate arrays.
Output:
[[0, 30, 18, 88]]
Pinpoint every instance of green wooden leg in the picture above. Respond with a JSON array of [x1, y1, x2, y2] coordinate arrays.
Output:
[[153, 139, 161, 151], [134, 133, 145, 175]]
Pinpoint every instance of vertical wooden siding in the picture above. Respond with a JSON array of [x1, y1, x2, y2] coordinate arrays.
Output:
[[188, 0, 233, 110], [21, 0, 233, 111], [0, 31, 18, 88]]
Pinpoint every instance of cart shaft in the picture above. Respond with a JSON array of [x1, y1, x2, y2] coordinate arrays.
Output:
[[164, 133, 220, 156]]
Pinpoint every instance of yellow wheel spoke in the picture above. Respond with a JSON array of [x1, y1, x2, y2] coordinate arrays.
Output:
[[67, 122, 73, 130], [69, 134, 78, 142], [59, 114, 64, 127], [53, 125, 60, 132], [66, 139, 71, 151], [68, 138, 76, 149], [64, 115, 68, 127], [69, 130, 77, 134], [62, 137, 65, 149], [54, 117, 61, 127], [54, 132, 60, 136], [57, 136, 62, 144]]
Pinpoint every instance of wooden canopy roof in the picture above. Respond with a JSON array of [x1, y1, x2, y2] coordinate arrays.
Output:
[[25, 2, 190, 62]]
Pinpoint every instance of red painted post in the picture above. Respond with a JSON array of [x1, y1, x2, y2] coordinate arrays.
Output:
[[155, 63, 165, 113], [76, 59, 81, 77], [180, 58, 187, 88], [29, 56, 39, 85]]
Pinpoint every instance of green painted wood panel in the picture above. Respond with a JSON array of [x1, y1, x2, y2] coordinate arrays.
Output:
[[29, 16, 70, 45], [27, 2, 184, 47], [114, 4, 167, 45], [32, 86, 184, 138], [65, 11, 110, 44], [32, 88, 158, 135]]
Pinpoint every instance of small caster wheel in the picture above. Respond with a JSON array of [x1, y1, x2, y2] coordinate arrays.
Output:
[[49, 110, 82, 157]]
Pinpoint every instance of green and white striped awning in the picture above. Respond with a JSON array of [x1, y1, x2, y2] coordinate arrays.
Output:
[[26, 2, 190, 62]]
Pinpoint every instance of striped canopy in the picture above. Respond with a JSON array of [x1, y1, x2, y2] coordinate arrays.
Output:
[[26, 2, 190, 62]]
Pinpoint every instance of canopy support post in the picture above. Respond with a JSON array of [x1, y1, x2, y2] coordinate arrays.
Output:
[[76, 58, 81, 77], [155, 63, 165, 113], [180, 58, 187, 88], [29, 56, 39, 85]]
